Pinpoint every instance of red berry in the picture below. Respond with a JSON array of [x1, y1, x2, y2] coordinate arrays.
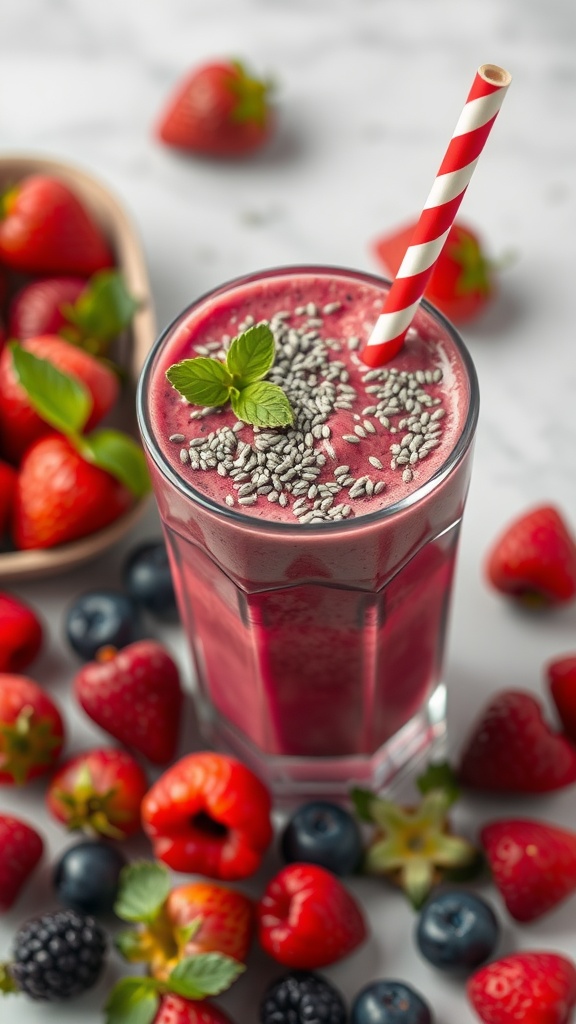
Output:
[[0, 592, 43, 673], [467, 951, 576, 1024], [166, 882, 254, 968], [481, 818, 576, 922], [458, 689, 576, 793], [548, 654, 576, 742], [74, 640, 183, 765], [0, 460, 17, 535], [8, 276, 86, 340], [257, 862, 367, 969], [0, 813, 44, 910], [153, 995, 237, 1024], [142, 751, 273, 880], [0, 174, 113, 276], [0, 673, 65, 784], [156, 60, 274, 157], [485, 505, 576, 606], [46, 747, 148, 840]]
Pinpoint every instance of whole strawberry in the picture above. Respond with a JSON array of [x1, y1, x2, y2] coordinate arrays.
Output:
[[46, 747, 148, 840], [467, 951, 576, 1024], [74, 640, 183, 764], [548, 654, 576, 742], [257, 863, 367, 969], [0, 592, 43, 673], [13, 434, 133, 550], [0, 673, 65, 784], [0, 335, 119, 463], [481, 818, 576, 923], [156, 59, 274, 157], [106, 992, 236, 1024], [458, 689, 576, 793], [0, 813, 44, 910], [0, 174, 113, 275], [141, 751, 273, 879], [485, 505, 576, 606], [8, 277, 86, 340]]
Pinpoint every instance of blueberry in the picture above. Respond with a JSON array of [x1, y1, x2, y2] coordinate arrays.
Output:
[[281, 800, 363, 875], [66, 590, 142, 660], [415, 889, 500, 971], [53, 841, 127, 915], [123, 541, 177, 621], [351, 980, 433, 1024]]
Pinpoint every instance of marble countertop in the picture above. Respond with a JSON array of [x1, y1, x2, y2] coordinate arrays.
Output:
[[2, 1, 576, 1021]]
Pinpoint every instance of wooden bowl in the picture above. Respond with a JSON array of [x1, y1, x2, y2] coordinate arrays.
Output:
[[0, 155, 157, 583]]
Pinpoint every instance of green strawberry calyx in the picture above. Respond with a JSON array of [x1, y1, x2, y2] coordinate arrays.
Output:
[[8, 341, 150, 499], [59, 269, 140, 357], [229, 60, 272, 127], [351, 761, 480, 908], [0, 706, 61, 785], [0, 963, 19, 996], [54, 763, 130, 840], [448, 230, 493, 298], [166, 322, 294, 429]]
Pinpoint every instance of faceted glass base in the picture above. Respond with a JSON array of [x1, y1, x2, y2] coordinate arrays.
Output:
[[201, 682, 447, 801]]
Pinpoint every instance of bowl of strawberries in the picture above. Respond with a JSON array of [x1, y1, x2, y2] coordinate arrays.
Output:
[[0, 155, 156, 582]]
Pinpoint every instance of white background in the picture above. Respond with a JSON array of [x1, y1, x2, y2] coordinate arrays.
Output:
[[1, 1, 576, 1021]]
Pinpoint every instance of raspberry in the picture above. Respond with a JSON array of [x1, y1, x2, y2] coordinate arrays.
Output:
[[10, 909, 107, 1000], [260, 971, 347, 1024]]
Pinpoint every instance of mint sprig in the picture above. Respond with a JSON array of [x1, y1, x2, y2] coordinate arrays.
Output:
[[9, 342, 150, 500], [114, 861, 171, 924], [165, 322, 294, 429]]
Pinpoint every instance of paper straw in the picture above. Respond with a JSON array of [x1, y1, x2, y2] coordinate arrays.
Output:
[[361, 64, 512, 368]]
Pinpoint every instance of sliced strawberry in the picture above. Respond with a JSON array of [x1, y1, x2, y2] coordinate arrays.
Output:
[[485, 505, 576, 606], [467, 951, 576, 1024]]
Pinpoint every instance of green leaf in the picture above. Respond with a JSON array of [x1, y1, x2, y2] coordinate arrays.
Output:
[[416, 761, 460, 806], [77, 428, 151, 499], [104, 978, 160, 1024], [231, 381, 293, 428], [167, 953, 245, 1000], [226, 323, 276, 386], [176, 916, 203, 947], [115, 928, 152, 963], [9, 341, 92, 434], [166, 357, 232, 408], [114, 861, 171, 924], [63, 270, 139, 351], [350, 786, 376, 823]]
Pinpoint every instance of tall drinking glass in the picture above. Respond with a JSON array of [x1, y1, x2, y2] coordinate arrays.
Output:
[[137, 266, 478, 796]]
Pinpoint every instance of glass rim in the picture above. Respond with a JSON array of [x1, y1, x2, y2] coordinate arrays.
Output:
[[136, 264, 480, 534]]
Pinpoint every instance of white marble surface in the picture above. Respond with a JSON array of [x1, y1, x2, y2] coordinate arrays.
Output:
[[2, 1, 576, 1021]]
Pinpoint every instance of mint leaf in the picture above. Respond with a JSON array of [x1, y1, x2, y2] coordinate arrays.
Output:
[[104, 978, 160, 1024], [167, 953, 245, 1000], [63, 270, 139, 345], [9, 341, 92, 434], [114, 861, 171, 924], [231, 381, 293, 428], [226, 323, 275, 386], [417, 761, 460, 806], [350, 786, 375, 823], [166, 357, 232, 407], [77, 428, 151, 498]]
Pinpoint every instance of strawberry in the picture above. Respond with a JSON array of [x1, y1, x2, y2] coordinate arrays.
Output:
[[106, 992, 236, 1024], [0, 673, 65, 784], [373, 219, 496, 324], [467, 951, 576, 1024], [46, 747, 148, 840], [548, 654, 576, 742], [152, 997, 236, 1024], [0, 335, 119, 464], [0, 813, 44, 911], [0, 460, 17, 537], [257, 863, 367, 969], [141, 751, 273, 879], [485, 505, 576, 606], [481, 818, 576, 923], [156, 60, 274, 157], [458, 690, 576, 793], [0, 313, 6, 355], [12, 433, 133, 550], [8, 276, 86, 340], [0, 174, 113, 276], [73, 640, 183, 765], [0, 592, 43, 673]]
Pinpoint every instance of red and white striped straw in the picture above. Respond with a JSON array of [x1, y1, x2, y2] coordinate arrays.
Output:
[[361, 63, 512, 368]]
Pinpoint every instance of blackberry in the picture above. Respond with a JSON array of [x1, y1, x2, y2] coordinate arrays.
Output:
[[10, 909, 107, 1000], [261, 970, 347, 1024]]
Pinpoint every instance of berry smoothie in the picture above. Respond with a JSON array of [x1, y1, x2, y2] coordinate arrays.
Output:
[[139, 267, 478, 793]]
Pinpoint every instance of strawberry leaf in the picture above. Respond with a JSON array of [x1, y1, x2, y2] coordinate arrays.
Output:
[[416, 761, 460, 806], [226, 323, 275, 386], [167, 953, 245, 1000], [62, 270, 139, 350], [231, 381, 293, 428], [77, 428, 151, 498], [9, 341, 92, 435], [104, 977, 160, 1024], [114, 861, 171, 924], [166, 357, 232, 408]]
